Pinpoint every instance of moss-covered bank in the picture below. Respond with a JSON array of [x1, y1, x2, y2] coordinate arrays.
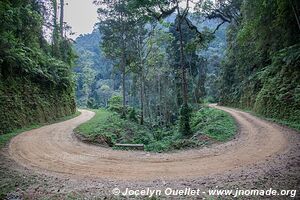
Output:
[[0, 76, 76, 134]]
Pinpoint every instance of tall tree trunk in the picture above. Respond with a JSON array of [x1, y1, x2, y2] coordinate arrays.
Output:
[[140, 74, 144, 125], [178, 18, 188, 106], [122, 56, 126, 109], [146, 90, 152, 124], [122, 64, 126, 109], [177, 1, 191, 136], [52, 0, 59, 57], [158, 74, 163, 126], [289, 0, 300, 31], [60, 0, 64, 38]]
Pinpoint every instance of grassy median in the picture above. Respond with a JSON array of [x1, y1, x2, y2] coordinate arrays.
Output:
[[75, 106, 236, 152]]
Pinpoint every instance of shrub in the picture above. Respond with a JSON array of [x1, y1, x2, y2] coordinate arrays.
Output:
[[108, 95, 123, 113]]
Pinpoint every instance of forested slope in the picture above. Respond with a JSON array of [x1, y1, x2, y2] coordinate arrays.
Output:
[[0, 0, 76, 134], [218, 0, 300, 129], [74, 19, 227, 109], [74, 30, 115, 108]]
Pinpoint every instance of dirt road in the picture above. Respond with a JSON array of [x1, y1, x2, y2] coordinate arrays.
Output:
[[8, 105, 292, 181]]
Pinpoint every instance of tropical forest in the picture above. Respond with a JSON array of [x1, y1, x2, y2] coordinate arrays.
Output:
[[0, 0, 299, 199]]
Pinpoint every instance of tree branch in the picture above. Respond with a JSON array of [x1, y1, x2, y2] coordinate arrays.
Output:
[[146, 5, 178, 20], [212, 20, 226, 33], [184, 17, 203, 40]]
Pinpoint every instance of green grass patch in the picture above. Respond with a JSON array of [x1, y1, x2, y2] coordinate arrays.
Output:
[[75, 106, 237, 152], [75, 109, 155, 147], [0, 111, 80, 148]]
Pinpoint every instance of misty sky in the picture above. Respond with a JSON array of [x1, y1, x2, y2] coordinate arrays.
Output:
[[63, 0, 200, 39], [64, 0, 98, 39]]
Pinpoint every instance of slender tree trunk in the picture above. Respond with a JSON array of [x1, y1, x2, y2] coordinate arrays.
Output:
[[177, 1, 191, 135], [60, 0, 64, 38], [122, 55, 126, 109], [178, 18, 188, 106], [120, 1, 126, 113], [144, 86, 148, 121], [140, 74, 144, 125], [146, 90, 152, 124], [164, 103, 168, 127], [53, 0, 58, 33], [289, 0, 300, 31], [158, 74, 162, 126], [52, 0, 59, 57]]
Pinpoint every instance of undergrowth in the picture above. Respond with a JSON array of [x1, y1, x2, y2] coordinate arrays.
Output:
[[75, 106, 236, 152]]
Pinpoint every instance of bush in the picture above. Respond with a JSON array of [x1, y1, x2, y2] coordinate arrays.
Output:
[[108, 95, 123, 114], [191, 106, 236, 141]]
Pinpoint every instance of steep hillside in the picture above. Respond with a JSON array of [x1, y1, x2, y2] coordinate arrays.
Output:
[[218, 0, 300, 129], [0, 1, 76, 134]]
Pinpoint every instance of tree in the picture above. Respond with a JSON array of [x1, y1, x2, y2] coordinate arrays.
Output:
[[60, 0, 64, 37], [100, 84, 112, 107], [52, 0, 60, 57], [128, 0, 186, 134], [129, 21, 175, 125], [96, 0, 137, 116]]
